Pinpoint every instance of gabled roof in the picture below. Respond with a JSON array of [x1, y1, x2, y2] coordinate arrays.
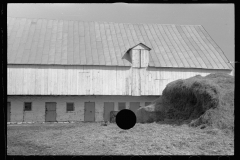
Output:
[[7, 17, 232, 70], [123, 43, 151, 63], [128, 43, 151, 51]]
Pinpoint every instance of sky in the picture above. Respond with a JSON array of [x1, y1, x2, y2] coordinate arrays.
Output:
[[7, 3, 234, 63]]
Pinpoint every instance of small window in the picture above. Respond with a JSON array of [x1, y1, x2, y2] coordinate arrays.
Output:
[[118, 102, 126, 111], [66, 103, 74, 112], [24, 102, 32, 111], [145, 102, 151, 106]]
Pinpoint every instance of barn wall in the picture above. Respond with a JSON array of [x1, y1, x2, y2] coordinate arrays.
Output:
[[7, 65, 231, 95], [7, 95, 158, 122]]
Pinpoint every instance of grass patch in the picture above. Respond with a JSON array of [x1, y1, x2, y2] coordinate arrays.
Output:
[[7, 122, 234, 155]]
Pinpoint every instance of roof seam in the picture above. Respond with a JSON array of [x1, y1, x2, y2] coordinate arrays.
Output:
[[163, 25, 186, 68], [180, 25, 208, 68]]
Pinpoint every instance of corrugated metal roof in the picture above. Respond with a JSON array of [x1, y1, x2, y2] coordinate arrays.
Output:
[[7, 17, 232, 70]]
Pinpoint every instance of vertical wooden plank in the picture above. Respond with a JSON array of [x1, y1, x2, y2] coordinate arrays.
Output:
[[47, 67, 51, 94], [67, 66, 71, 95], [77, 66, 80, 95], [116, 67, 120, 95], [74, 66, 78, 95], [92, 66, 95, 95], [19, 67, 23, 94], [72, 66, 75, 95], [14, 67, 18, 94], [50, 66, 55, 94], [140, 68, 144, 96], [84, 66, 88, 95], [64, 66, 68, 95], [39, 65, 43, 95], [70, 66, 74, 95], [78, 66, 82, 95], [94, 66, 99, 95], [121, 67, 125, 95], [94, 67, 97, 95], [152, 68, 155, 95], [105, 67, 108, 95], [38, 66, 43, 95], [81, 66, 85, 95], [108, 68, 111, 95], [31, 67, 35, 94], [97, 66, 101, 95], [12, 66, 16, 94], [107, 67, 111, 95], [129, 68, 132, 95], [87, 66, 91, 95], [7, 67, 10, 94], [61, 66, 64, 95], [21, 66, 25, 94], [124, 68, 127, 95], [69, 66, 73, 95], [56, 66, 61, 95], [26, 66, 30, 94], [114, 66, 117, 95], [34, 66, 39, 94], [101, 66, 105, 95], [55, 66, 59, 95]]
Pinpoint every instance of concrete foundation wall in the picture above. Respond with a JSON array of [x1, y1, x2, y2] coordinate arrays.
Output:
[[7, 95, 159, 122]]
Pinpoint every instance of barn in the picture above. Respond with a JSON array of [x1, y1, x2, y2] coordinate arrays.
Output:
[[7, 17, 233, 123]]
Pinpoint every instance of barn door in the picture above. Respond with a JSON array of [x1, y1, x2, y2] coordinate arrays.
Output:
[[131, 49, 149, 96], [45, 102, 57, 122], [84, 102, 95, 122], [132, 68, 141, 96], [104, 102, 114, 122], [129, 102, 140, 115], [7, 102, 11, 122]]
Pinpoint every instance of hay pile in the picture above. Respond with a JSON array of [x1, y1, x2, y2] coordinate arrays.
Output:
[[136, 73, 234, 132]]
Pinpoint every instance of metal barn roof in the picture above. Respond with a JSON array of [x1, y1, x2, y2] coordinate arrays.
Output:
[[7, 17, 232, 70]]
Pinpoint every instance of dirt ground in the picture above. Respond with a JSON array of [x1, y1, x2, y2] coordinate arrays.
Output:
[[7, 122, 234, 155]]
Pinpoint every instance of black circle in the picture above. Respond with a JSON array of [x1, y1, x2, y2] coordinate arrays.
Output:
[[116, 109, 136, 130]]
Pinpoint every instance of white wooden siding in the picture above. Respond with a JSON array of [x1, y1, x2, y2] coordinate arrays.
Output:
[[7, 65, 231, 96]]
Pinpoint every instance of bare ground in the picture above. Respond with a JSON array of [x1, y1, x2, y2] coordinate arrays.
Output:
[[7, 122, 234, 155]]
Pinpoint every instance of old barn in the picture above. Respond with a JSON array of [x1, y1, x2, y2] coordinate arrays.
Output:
[[7, 17, 233, 123]]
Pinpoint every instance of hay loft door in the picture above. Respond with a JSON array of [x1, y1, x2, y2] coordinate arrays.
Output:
[[130, 43, 150, 96]]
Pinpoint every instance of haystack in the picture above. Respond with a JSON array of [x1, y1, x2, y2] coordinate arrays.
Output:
[[136, 73, 234, 132]]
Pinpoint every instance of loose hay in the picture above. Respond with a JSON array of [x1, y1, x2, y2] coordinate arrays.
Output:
[[137, 73, 234, 133]]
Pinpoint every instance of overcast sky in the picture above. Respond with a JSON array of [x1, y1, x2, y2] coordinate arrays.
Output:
[[7, 3, 234, 62]]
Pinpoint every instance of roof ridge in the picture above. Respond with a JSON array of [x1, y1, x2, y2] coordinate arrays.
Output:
[[7, 16, 202, 26]]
